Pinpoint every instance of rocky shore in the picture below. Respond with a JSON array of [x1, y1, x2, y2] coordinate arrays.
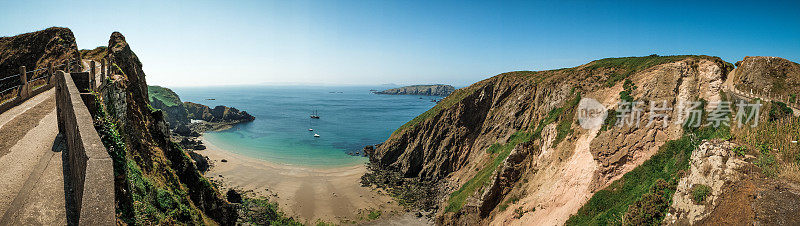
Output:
[[147, 86, 255, 151]]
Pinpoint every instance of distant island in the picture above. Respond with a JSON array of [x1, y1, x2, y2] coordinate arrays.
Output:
[[375, 84, 455, 96]]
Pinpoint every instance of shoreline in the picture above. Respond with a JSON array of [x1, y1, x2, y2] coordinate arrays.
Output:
[[198, 136, 404, 224]]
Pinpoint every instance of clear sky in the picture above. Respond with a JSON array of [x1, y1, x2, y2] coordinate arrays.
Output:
[[2, 0, 799, 87]]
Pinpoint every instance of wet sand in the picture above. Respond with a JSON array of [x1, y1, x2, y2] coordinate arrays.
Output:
[[199, 136, 402, 224]]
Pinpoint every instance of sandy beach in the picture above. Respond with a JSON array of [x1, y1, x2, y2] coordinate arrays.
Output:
[[199, 136, 404, 224]]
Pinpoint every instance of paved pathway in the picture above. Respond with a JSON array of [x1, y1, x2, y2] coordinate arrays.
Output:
[[0, 89, 74, 225]]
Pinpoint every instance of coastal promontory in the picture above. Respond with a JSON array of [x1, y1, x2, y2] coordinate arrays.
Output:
[[375, 84, 455, 96]]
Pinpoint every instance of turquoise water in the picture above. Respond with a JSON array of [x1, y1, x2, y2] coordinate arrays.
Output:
[[172, 86, 437, 168]]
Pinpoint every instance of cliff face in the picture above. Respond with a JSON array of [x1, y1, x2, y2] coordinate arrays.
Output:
[[0, 27, 80, 81], [367, 55, 736, 225], [376, 84, 456, 96], [98, 32, 237, 224], [729, 56, 800, 98], [184, 101, 255, 123]]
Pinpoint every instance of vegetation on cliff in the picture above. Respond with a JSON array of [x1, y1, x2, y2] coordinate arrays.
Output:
[[367, 54, 778, 225], [79, 46, 108, 62], [92, 31, 238, 225]]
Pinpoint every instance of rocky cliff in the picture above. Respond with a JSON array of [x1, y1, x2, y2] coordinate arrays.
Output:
[[0, 27, 80, 85], [729, 56, 800, 100], [376, 84, 456, 96], [95, 32, 237, 224], [364, 55, 756, 225], [184, 101, 255, 123]]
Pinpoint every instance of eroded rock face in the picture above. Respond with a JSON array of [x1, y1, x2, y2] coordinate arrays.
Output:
[[664, 140, 746, 225], [478, 142, 535, 217], [732, 56, 800, 97], [590, 59, 731, 187]]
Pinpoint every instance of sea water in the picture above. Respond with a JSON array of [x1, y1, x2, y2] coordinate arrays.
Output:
[[172, 86, 437, 168]]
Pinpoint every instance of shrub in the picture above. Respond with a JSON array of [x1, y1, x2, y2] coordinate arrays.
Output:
[[623, 179, 671, 226], [768, 101, 793, 122], [733, 146, 747, 157], [755, 144, 779, 177], [364, 209, 382, 220], [600, 109, 618, 132], [691, 184, 711, 204], [619, 79, 637, 102]]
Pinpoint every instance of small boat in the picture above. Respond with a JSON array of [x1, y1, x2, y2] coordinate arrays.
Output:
[[206, 98, 216, 100], [314, 134, 320, 137], [309, 128, 314, 131], [310, 110, 320, 119]]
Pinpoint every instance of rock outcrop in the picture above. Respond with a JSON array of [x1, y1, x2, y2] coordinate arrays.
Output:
[[376, 84, 456, 96], [730, 56, 800, 98], [664, 140, 746, 225], [0, 27, 80, 85], [184, 101, 255, 123]]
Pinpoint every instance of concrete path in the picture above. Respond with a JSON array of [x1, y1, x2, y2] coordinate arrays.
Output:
[[0, 89, 74, 225]]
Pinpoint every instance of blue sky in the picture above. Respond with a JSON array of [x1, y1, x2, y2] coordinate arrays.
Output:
[[1, 0, 799, 87]]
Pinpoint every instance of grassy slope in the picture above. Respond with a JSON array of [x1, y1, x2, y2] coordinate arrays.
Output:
[[79, 46, 108, 62], [147, 85, 182, 107]]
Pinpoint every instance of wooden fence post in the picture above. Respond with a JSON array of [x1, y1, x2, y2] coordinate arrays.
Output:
[[48, 62, 54, 85], [90, 61, 96, 91], [101, 59, 106, 82], [18, 66, 27, 99]]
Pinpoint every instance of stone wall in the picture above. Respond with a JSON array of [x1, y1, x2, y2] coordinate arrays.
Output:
[[54, 70, 115, 225]]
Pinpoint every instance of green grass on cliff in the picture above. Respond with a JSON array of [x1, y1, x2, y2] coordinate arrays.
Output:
[[148, 85, 182, 107], [446, 130, 534, 213], [92, 93, 202, 224]]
